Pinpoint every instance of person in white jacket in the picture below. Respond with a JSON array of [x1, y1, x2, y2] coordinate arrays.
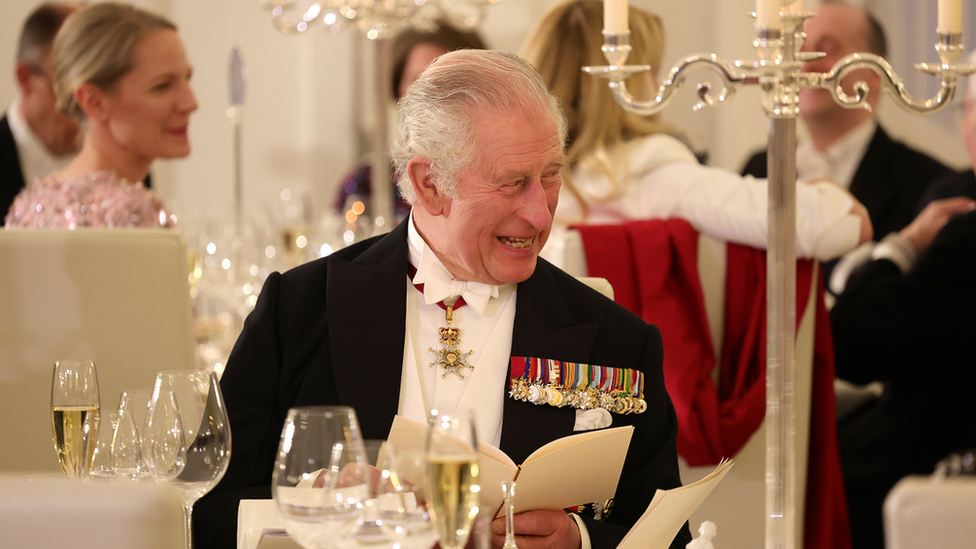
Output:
[[521, 0, 872, 270]]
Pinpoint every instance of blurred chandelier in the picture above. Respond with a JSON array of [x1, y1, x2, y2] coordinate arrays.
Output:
[[259, 0, 498, 39]]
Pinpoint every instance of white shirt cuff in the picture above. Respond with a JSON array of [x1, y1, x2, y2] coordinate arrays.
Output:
[[829, 241, 877, 295], [870, 233, 917, 274], [569, 512, 592, 549]]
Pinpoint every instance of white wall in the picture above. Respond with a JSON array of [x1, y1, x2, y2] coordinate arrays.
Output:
[[0, 0, 969, 228]]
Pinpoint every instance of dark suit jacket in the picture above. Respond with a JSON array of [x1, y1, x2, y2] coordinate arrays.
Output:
[[194, 220, 689, 549], [741, 126, 952, 290], [830, 201, 976, 549], [0, 115, 26, 226]]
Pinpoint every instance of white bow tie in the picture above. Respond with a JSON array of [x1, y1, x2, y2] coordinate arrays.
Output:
[[413, 259, 499, 315]]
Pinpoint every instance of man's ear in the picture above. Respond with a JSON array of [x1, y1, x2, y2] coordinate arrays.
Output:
[[14, 62, 33, 95], [407, 157, 451, 217], [74, 82, 107, 122]]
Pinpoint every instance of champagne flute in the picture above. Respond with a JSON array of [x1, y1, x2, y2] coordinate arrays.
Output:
[[426, 408, 481, 549], [147, 371, 231, 549], [272, 406, 370, 549], [50, 359, 100, 479], [375, 446, 437, 549]]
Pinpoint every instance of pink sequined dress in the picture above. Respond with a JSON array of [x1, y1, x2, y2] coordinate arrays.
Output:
[[4, 171, 174, 229]]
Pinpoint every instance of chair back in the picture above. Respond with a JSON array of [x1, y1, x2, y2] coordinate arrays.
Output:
[[884, 476, 976, 549], [0, 229, 196, 473]]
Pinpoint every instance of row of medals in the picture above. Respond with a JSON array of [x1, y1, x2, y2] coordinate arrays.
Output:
[[508, 377, 648, 415]]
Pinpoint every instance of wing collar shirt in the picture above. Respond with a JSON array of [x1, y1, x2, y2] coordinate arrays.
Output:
[[400, 213, 517, 448], [796, 120, 876, 189], [6, 98, 72, 188]]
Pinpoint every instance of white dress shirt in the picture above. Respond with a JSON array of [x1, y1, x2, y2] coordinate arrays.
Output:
[[6, 98, 73, 187], [399, 214, 517, 448], [795, 120, 876, 189]]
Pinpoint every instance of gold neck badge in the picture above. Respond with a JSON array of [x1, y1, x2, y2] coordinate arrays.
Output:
[[428, 304, 474, 379]]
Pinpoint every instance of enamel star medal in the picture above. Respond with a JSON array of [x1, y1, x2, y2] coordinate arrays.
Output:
[[429, 304, 474, 379]]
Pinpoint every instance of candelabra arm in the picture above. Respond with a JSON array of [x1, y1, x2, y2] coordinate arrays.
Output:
[[593, 54, 747, 116], [820, 52, 960, 115]]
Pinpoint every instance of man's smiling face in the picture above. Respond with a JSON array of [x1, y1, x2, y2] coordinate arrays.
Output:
[[431, 106, 564, 285]]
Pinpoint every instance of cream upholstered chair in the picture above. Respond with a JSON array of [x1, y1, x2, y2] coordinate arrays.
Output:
[[0, 475, 184, 548], [564, 228, 819, 548], [679, 233, 818, 549], [883, 476, 976, 549], [0, 229, 196, 473]]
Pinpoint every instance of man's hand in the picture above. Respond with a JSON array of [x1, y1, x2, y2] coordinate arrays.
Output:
[[900, 196, 976, 255], [489, 510, 581, 549]]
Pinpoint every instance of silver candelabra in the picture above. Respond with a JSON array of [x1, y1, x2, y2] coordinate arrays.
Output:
[[586, 8, 974, 549], [260, 0, 497, 228]]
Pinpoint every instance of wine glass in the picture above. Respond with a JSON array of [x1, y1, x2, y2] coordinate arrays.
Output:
[[426, 408, 481, 549], [50, 359, 100, 479], [375, 446, 437, 549], [272, 406, 370, 549], [146, 371, 232, 549]]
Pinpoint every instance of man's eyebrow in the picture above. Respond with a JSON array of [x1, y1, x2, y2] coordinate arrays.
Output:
[[495, 159, 566, 181]]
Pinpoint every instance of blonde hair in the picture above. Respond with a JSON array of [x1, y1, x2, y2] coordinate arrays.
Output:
[[521, 0, 675, 208], [52, 2, 176, 120], [392, 49, 567, 204]]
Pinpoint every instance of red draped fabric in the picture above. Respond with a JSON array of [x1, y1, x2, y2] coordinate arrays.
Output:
[[574, 219, 850, 549]]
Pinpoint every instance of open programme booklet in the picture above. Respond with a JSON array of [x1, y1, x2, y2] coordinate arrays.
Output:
[[386, 415, 633, 517], [618, 458, 734, 549]]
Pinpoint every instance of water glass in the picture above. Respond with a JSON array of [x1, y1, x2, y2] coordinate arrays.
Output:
[[376, 446, 437, 549], [272, 406, 369, 549], [113, 388, 152, 480]]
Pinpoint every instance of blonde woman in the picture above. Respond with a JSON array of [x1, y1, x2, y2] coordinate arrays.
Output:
[[523, 0, 872, 267], [5, 2, 196, 228]]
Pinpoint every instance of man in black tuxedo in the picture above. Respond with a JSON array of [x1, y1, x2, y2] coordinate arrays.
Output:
[[831, 193, 976, 549], [740, 1, 951, 294], [830, 87, 976, 549], [194, 49, 689, 549], [1, 2, 80, 225]]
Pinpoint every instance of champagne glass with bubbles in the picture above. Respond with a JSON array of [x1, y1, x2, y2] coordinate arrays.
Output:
[[426, 408, 481, 549], [272, 406, 370, 549], [50, 359, 100, 479], [147, 371, 231, 549]]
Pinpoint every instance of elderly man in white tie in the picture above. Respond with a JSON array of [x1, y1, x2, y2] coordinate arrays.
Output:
[[194, 49, 689, 549]]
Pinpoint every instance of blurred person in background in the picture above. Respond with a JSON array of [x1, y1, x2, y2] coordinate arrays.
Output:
[[831, 67, 976, 549], [522, 0, 872, 269], [332, 21, 486, 225], [741, 0, 951, 298], [5, 2, 196, 229], [1, 2, 81, 226]]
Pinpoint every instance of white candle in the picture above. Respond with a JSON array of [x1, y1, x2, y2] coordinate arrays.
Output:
[[938, 0, 962, 34], [755, 0, 782, 30], [604, 0, 628, 34]]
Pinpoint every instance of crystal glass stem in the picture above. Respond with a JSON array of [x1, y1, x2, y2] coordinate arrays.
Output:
[[501, 481, 517, 549], [184, 503, 194, 549]]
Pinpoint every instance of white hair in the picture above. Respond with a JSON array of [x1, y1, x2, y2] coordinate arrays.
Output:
[[390, 49, 567, 203]]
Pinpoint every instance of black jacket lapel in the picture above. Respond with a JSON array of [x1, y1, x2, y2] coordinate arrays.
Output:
[[327, 222, 409, 439]]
